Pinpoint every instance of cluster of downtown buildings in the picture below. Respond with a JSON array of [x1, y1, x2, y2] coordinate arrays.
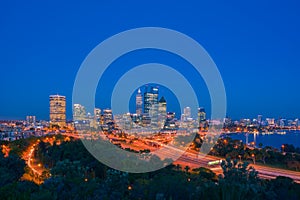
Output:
[[72, 86, 207, 133], [1, 89, 299, 141]]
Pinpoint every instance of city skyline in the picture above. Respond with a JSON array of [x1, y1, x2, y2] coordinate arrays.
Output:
[[1, 2, 300, 198], [9, 92, 300, 125], [1, 91, 300, 123], [1, 1, 300, 120]]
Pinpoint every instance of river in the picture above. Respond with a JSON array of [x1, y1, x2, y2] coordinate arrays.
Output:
[[225, 130, 300, 149]]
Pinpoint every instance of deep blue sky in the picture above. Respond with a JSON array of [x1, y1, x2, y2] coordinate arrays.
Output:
[[1, 0, 300, 120]]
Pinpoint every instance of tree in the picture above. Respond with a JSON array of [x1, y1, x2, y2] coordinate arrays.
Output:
[[260, 147, 271, 164], [192, 167, 217, 181], [175, 164, 182, 171], [267, 176, 300, 199], [219, 158, 265, 199], [0, 151, 25, 187], [184, 166, 190, 173], [220, 157, 259, 184]]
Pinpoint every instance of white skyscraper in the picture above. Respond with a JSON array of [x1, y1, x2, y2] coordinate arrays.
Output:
[[136, 88, 143, 115], [183, 107, 191, 121]]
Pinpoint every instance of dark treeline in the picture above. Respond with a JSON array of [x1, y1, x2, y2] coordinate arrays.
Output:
[[1, 139, 300, 199]]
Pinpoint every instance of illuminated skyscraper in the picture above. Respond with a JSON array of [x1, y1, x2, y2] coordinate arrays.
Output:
[[103, 109, 113, 124], [73, 104, 86, 121], [158, 96, 167, 129], [183, 107, 191, 121], [136, 88, 143, 115], [144, 86, 159, 114], [94, 108, 101, 120], [158, 96, 167, 116], [198, 107, 206, 123], [144, 86, 159, 128], [49, 95, 66, 128], [92, 108, 101, 129], [198, 107, 207, 129]]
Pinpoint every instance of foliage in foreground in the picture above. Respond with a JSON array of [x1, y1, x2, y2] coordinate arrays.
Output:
[[1, 140, 300, 200]]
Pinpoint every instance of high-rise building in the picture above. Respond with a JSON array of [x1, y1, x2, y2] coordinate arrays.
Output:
[[158, 96, 167, 129], [158, 96, 167, 116], [49, 95, 66, 128], [136, 88, 143, 115], [198, 107, 206, 123], [103, 109, 113, 124], [94, 108, 101, 120], [73, 104, 86, 121], [143, 86, 159, 114], [144, 86, 159, 128], [182, 107, 191, 121], [93, 108, 101, 129]]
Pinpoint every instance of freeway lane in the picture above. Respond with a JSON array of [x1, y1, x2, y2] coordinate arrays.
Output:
[[63, 133, 300, 183], [152, 142, 300, 183]]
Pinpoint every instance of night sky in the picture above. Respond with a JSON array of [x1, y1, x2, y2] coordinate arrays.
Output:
[[1, 0, 300, 120]]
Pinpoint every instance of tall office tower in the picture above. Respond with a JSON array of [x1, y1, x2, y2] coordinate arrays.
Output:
[[94, 108, 101, 120], [198, 107, 206, 123], [144, 86, 159, 128], [103, 109, 113, 124], [26, 116, 36, 126], [91, 108, 101, 129], [158, 96, 167, 116], [73, 104, 86, 121], [136, 88, 143, 115], [143, 86, 159, 114], [198, 107, 207, 130], [183, 107, 191, 121], [158, 96, 167, 129], [49, 95, 66, 128]]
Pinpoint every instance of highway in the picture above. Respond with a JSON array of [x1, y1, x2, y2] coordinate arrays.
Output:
[[61, 132, 300, 183], [157, 144, 300, 183]]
